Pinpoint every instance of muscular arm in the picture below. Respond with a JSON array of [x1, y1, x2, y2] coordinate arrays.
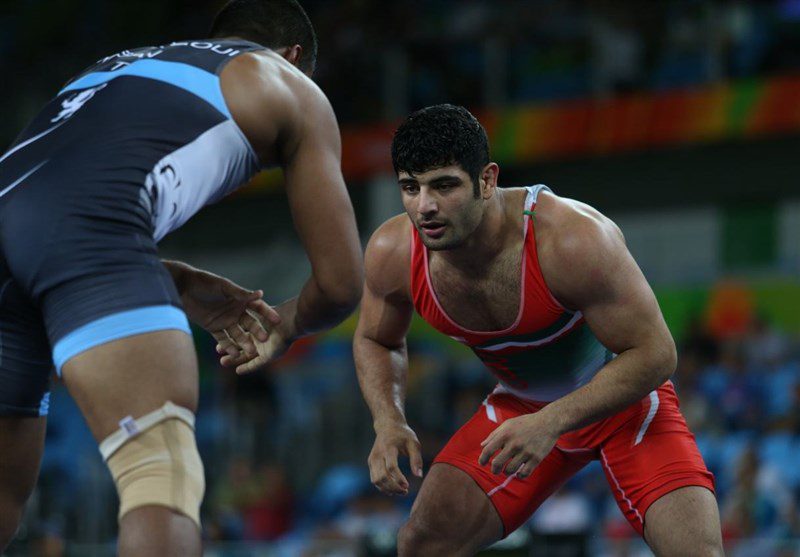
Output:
[[274, 76, 364, 339], [354, 218, 414, 427], [480, 196, 677, 476], [536, 200, 677, 434], [353, 217, 423, 493]]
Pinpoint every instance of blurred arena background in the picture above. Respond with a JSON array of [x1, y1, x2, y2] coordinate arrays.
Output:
[[2, 0, 800, 555]]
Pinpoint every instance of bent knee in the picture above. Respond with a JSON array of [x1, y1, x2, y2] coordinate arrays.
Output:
[[103, 403, 205, 528], [397, 518, 479, 557], [397, 521, 441, 555]]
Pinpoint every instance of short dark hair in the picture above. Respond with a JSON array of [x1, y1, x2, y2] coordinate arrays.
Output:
[[210, 0, 318, 74], [391, 104, 489, 196]]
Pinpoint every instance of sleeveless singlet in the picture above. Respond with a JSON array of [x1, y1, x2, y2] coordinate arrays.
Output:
[[410, 185, 614, 402], [0, 39, 265, 240]]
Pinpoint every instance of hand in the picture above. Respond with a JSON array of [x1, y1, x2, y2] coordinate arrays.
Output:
[[172, 263, 280, 358], [478, 410, 562, 479], [368, 422, 423, 496], [217, 315, 294, 374]]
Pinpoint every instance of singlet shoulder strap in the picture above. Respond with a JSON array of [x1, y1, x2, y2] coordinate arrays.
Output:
[[523, 184, 552, 215]]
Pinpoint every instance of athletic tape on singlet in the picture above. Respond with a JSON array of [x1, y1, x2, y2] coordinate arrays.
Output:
[[60, 59, 231, 118], [52, 305, 191, 375]]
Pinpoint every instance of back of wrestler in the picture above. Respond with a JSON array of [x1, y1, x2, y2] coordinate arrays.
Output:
[[0, 1, 363, 555]]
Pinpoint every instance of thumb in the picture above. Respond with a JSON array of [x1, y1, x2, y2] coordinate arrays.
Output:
[[221, 280, 258, 301], [407, 440, 424, 478]]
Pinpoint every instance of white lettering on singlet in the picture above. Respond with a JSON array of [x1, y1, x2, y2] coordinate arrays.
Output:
[[96, 42, 239, 66], [98, 49, 164, 64], [168, 41, 240, 57]]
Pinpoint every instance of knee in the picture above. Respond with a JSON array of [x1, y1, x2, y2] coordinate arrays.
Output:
[[102, 403, 205, 528], [397, 518, 470, 557], [397, 520, 437, 555]]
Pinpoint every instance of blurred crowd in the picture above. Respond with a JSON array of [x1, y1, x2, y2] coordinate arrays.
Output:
[[4, 0, 800, 145]]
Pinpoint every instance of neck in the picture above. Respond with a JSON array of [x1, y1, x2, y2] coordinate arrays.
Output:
[[439, 189, 511, 271]]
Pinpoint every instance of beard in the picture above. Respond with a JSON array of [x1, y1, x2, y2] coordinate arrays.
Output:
[[418, 228, 465, 250]]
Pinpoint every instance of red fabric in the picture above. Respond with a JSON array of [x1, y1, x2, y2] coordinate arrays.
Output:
[[409, 198, 566, 348], [433, 382, 715, 537]]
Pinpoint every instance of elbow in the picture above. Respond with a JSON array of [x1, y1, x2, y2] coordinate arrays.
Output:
[[653, 338, 677, 385], [317, 268, 364, 315]]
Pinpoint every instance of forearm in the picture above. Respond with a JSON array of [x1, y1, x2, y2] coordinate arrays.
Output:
[[283, 273, 361, 339], [354, 334, 409, 429], [540, 346, 675, 435]]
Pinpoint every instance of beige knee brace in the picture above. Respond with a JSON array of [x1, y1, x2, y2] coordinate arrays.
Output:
[[99, 402, 205, 528]]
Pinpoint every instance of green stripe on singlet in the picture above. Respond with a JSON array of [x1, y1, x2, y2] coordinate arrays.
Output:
[[476, 323, 614, 385], [473, 311, 576, 350]]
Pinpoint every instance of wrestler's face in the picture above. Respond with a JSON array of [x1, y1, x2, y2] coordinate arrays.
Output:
[[399, 164, 486, 250]]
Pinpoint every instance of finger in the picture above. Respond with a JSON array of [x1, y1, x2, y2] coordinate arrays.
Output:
[[247, 299, 281, 326], [406, 440, 424, 478], [490, 445, 517, 475], [213, 332, 240, 357], [370, 459, 404, 496], [239, 310, 269, 342], [381, 446, 408, 492], [480, 431, 497, 448], [384, 458, 409, 495], [236, 354, 269, 374], [479, 432, 506, 466], [226, 325, 257, 357], [220, 350, 255, 368], [504, 452, 530, 476], [517, 460, 537, 479]]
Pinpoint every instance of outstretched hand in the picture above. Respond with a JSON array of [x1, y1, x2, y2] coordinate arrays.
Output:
[[175, 265, 280, 358], [215, 298, 301, 374]]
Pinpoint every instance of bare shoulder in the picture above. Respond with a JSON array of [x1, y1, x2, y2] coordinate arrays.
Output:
[[537, 190, 624, 257], [365, 215, 413, 299], [535, 190, 628, 306], [221, 51, 335, 161]]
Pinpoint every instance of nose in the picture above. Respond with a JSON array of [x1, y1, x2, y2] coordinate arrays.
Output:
[[417, 187, 438, 217]]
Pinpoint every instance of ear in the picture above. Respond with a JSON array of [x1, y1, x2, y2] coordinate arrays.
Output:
[[284, 44, 303, 67], [480, 163, 500, 199]]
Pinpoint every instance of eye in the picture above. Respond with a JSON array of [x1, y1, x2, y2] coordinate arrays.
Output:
[[401, 183, 419, 194]]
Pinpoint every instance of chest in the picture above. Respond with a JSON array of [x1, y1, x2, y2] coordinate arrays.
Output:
[[428, 249, 523, 332]]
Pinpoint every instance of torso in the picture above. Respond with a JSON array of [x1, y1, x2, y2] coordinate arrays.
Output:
[[410, 185, 614, 402], [427, 231, 523, 332]]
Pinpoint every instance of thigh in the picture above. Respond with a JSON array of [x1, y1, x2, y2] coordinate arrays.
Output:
[[644, 486, 722, 556], [407, 462, 503, 552], [599, 382, 716, 537], [61, 330, 197, 442], [433, 395, 592, 538]]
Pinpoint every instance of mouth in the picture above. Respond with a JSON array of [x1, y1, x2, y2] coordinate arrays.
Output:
[[419, 222, 446, 239]]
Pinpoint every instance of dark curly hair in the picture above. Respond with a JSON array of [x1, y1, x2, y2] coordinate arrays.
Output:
[[391, 104, 489, 197], [211, 0, 318, 75]]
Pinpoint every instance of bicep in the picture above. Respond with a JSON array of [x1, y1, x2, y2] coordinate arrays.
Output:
[[578, 247, 671, 356]]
